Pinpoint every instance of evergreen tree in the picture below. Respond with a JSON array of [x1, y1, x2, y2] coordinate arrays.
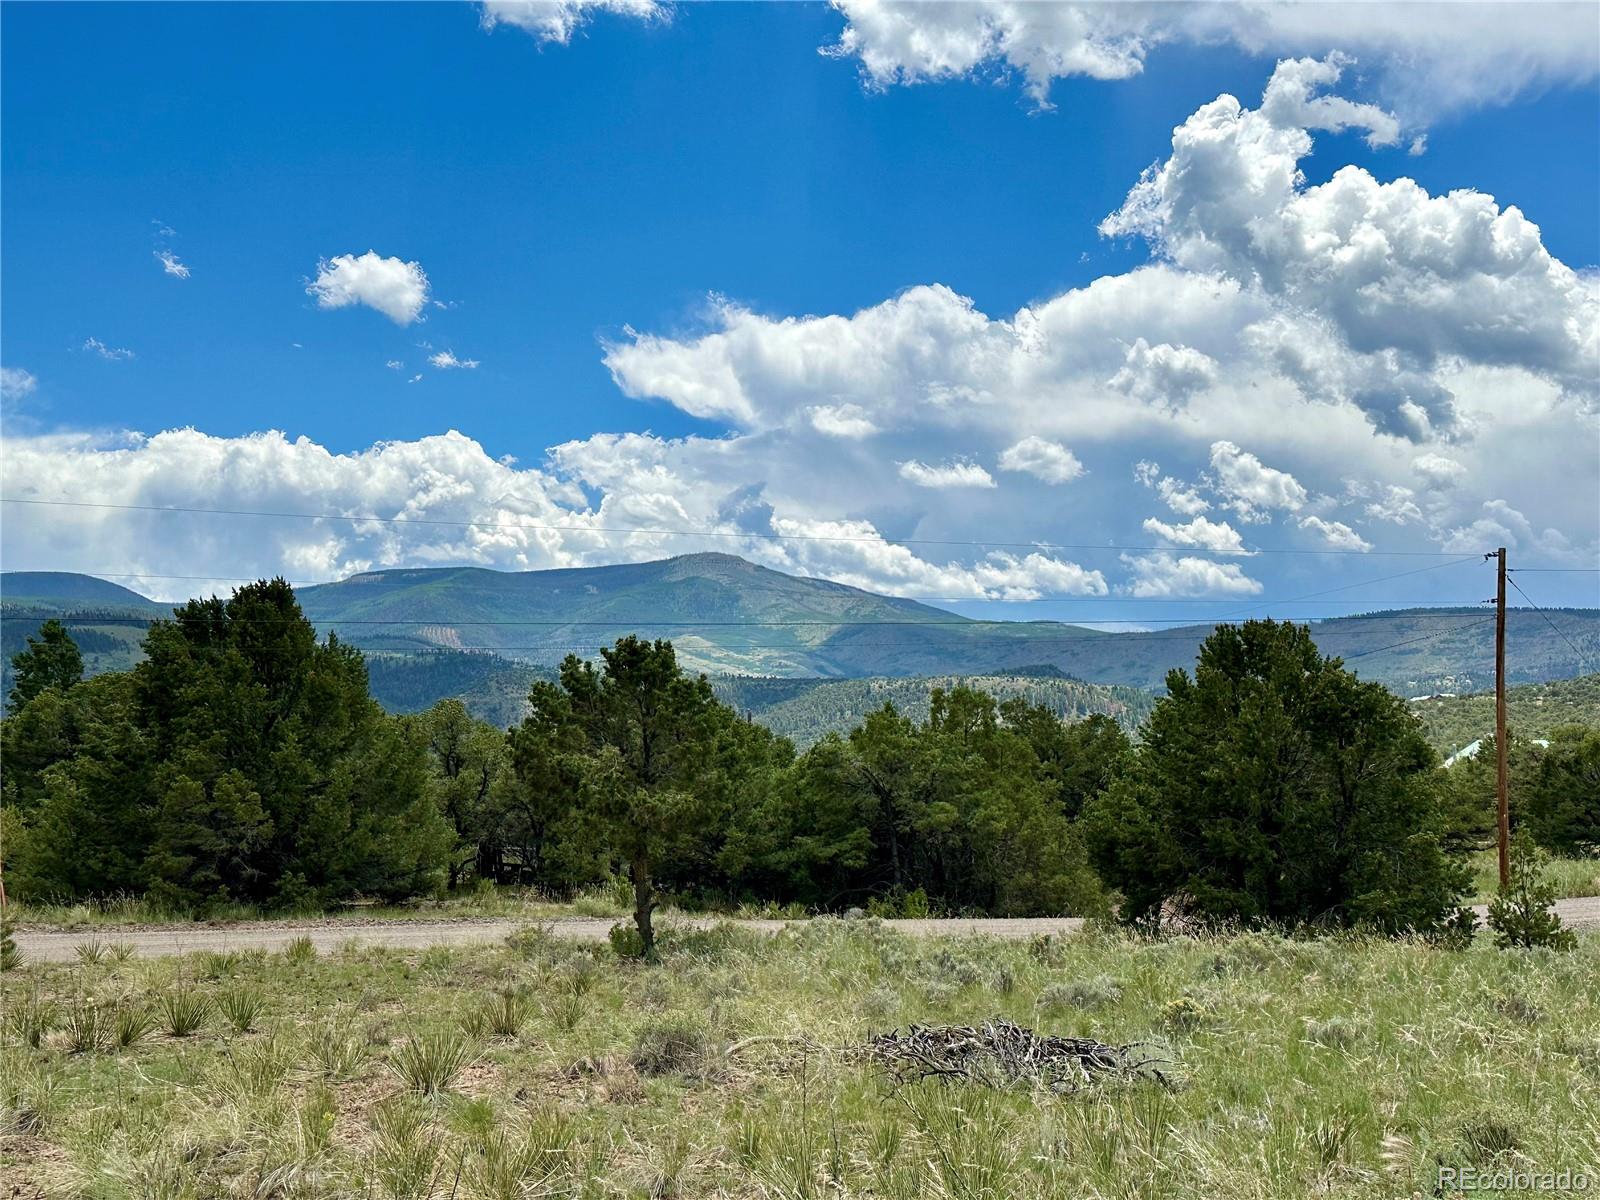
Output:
[[7, 619, 84, 708], [1083, 619, 1470, 932], [1522, 725, 1600, 853]]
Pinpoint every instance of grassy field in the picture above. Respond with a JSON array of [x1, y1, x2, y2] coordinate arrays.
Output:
[[3, 921, 1597, 1198]]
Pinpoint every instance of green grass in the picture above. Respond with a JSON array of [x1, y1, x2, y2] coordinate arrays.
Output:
[[1469, 848, 1600, 902], [2, 921, 1597, 1197], [4, 882, 636, 929]]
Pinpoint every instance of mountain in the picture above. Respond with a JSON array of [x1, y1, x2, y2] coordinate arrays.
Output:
[[4, 558, 1598, 703], [1, 572, 164, 609], [713, 672, 1157, 748]]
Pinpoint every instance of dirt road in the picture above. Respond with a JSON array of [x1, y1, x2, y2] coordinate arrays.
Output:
[[14, 898, 1599, 963]]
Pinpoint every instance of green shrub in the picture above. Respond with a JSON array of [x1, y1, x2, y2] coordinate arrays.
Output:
[[1487, 835, 1578, 951], [629, 1018, 710, 1077], [1038, 975, 1122, 1012], [0, 910, 20, 972]]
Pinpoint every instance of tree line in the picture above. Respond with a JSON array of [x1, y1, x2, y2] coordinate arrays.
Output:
[[3, 580, 1595, 954]]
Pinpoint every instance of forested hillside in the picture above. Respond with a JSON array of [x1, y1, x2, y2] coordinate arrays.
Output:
[[714, 669, 1157, 746], [5, 563, 1598, 704], [1411, 673, 1600, 758]]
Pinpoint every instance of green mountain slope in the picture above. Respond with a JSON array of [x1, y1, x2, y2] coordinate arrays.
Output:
[[4, 561, 1597, 701], [1408, 673, 1600, 759], [714, 670, 1157, 748]]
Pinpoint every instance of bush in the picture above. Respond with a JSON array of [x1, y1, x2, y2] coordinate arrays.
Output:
[[0, 910, 20, 973], [629, 1018, 710, 1076], [1038, 975, 1122, 1012], [1487, 834, 1578, 951]]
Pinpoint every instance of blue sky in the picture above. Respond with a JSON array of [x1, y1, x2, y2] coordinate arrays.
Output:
[[3, 1, 1598, 622]]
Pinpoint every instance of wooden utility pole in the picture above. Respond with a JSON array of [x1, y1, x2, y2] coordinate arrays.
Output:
[[1495, 546, 1510, 889]]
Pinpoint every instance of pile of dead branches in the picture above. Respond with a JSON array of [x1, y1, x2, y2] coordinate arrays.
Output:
[[861, 1019, 1171, 1093]]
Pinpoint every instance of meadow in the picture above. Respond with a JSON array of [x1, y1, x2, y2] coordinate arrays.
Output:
[[3, 920, 1597, 1199]]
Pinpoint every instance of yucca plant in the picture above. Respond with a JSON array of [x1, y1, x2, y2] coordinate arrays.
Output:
[[310, 1025, 370, 1081], [218, 987, 266, 1033], [6, 989, 57, 1048], [389, 1030, 475, 1096], [111, 1003, 155, 1049], [75, 937, 106, 968], [106, 941, 136, 968], [160, 990, 211, 1038], [283, 936, 317, 965], [480, 988, 531, 1040], [62, 997, 105, 1054]]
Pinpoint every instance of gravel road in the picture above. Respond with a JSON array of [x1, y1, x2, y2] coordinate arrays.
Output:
[[14, 898, 1599, 963]]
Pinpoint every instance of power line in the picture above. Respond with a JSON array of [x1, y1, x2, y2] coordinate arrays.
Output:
[[0, 496, 1478, 558], [1341, 615, 1499, 661], [1505, 574, 1598, 673]]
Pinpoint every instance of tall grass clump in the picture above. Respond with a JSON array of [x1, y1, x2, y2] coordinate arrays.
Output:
[[218, 987, 266, 1033], [160, 990, 211, 1037], [390, 1031, 475, 1095]]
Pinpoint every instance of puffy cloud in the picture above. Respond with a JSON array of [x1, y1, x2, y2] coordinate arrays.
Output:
[[82, 337, 134, 361], [1121, 552, 1262, 598], [479, 0, 664, 43], [808, 403, 879, 438], [1298, 515, 1372, 552], [429, 350, 481, 370], [823, 0, 1152, 107], [1412, 453, 1467, 490], [1107, 338, 1217, 409], [1141, 515, 1246, 554], [1135, 461, 1211, 516], [997, 436, 1083, 484], [154, 249, 191, 279], [1, 367, 38, 402], [307, 251, 431, 325], [1103, 56, 1598, 437], [898, 458, 996, 489], [1440, 499, 1583, 562], [1209, 441, 1307, 519], [1364, 484, 1425, 526], [823, 1, 1599, 122], [1, 426, 1115, 606]]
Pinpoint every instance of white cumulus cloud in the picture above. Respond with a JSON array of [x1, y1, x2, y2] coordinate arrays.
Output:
[[307, 251, 431, 325], [823, 1, 1600, 123], [429, 350, 481, 370], [1121, 552, 1263, 598], [997, 436, 1083, 484], [479, 0, 664, 44], [898, 459, 996, 489], [1298, 515, 1372, 552], [1141, 515, 1246, 554], [808, 403, 879, 438], [1209, 441, 1307, 519]]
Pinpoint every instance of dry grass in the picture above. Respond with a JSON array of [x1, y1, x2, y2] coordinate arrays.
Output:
[[2, 919, 1597, 1198]]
